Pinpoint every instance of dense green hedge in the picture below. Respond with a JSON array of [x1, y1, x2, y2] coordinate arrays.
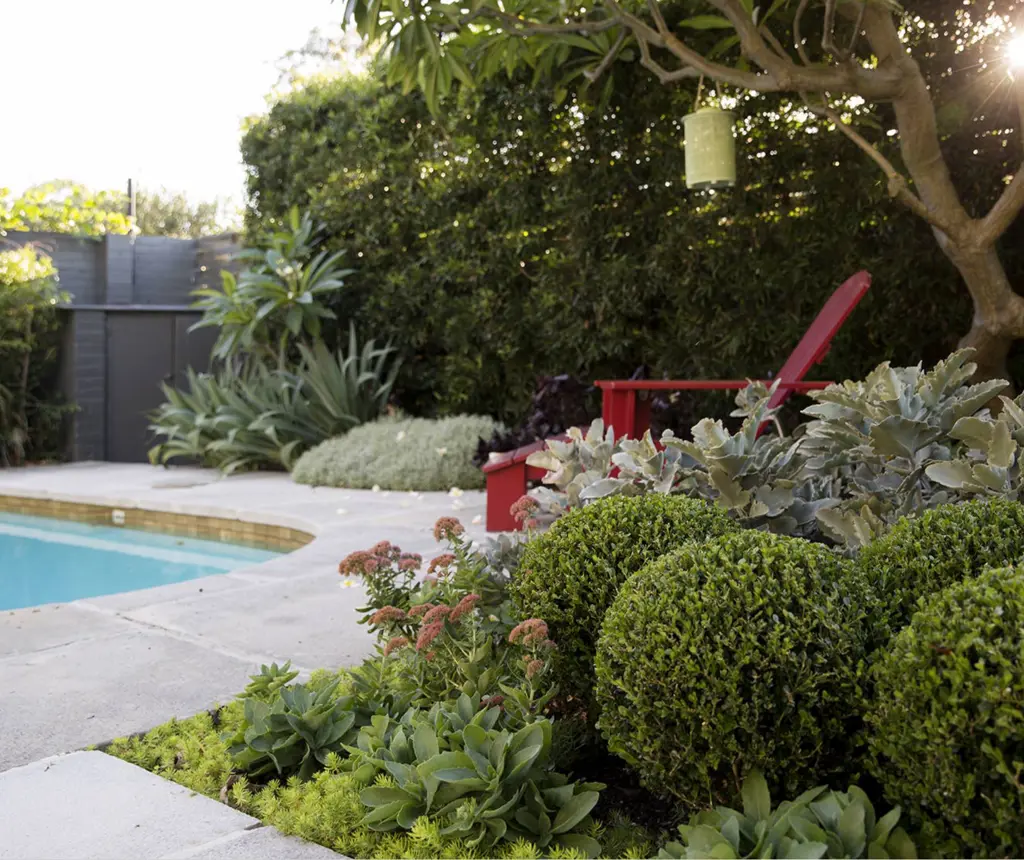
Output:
[[866, 565, 1024, 857], [595, 530, 875, 807], [857, 499, 1024, 635], [512, 494, 736, 706], [241, 64, 1024, 424]]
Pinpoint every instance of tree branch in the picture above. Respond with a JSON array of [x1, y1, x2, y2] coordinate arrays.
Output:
[[635, 34, 701, 83], [453, 8, 619, 36], [978, 164, 1024, 246], [704, 0, 901, 98], [583, 28, 627, 82], [806, 97, 963, 240], [793, 0, 812, 65]]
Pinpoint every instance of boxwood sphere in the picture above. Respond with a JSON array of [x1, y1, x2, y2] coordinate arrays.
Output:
[[866, 565, 1024, 857], [511, 494, 736, 705], [595, 530, 876, 807], [856, 498, 1024, 635]]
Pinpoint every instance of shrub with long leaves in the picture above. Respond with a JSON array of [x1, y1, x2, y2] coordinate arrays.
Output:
[[191, 206, 353, 366], [148, 326, 401, 472]]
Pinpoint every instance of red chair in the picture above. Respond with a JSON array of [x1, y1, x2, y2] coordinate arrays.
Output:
[[482, 270, 871, 531]]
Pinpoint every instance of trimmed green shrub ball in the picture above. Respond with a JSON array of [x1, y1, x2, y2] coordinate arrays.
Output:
[[866, 565, 1024, 857], [857, 498, 1024, 634], [511, 494, 737, 705], [595, 530, 876, 807], [292, 414, 501, 491]]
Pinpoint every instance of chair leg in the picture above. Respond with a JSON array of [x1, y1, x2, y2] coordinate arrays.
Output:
[[602, 389, 653, 439], [486, 463, 527, 532]]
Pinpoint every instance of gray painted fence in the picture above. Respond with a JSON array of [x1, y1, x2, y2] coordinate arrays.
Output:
[[5, 231, 239, 463]]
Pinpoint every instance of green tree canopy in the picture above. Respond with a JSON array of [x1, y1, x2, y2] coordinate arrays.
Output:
[[242, 63, 1021, 421], [0, 181, 239, 238], [340, 0, 1024, 379]]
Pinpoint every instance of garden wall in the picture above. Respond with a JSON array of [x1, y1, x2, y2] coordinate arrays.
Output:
[[3, 231, 240, 463]]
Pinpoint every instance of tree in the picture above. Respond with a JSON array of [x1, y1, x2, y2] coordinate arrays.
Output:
[[134, 187, 241, 238], [342, 0, 1024, 379], [0, 181, 132, 236], [0, 181, 239, 238]]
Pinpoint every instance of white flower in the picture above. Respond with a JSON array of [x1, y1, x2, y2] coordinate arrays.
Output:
[[371, 484, 381, 493], [471, 515, 483, 525], [436, 447, 448, 456], [396, 430, 406, 442], [339, 579, 358, 589], [448, 487, 464, 498]]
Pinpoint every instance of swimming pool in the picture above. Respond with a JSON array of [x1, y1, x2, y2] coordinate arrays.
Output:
[[0, 512, 280, 611]]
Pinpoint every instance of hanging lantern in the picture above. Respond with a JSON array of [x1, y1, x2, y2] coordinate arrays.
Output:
[[683, 107, 737, 190]]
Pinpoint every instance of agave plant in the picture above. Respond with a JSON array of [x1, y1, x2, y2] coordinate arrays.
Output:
[[148, 327, 402, 473], [224, 677, 357, 781]]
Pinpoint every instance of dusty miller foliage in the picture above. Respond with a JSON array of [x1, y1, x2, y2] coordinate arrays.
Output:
[[527, 349, 1024, 548]]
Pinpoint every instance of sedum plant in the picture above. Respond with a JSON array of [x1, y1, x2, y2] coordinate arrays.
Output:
[[224, 677, 358, 781], [350, 697, 604, 855], [658, 770, 916, 860], [240, 661, 300, 702]]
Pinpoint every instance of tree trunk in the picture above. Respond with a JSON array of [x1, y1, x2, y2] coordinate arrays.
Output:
[[863, 9, 1024, 383], [947, 245, 1024, 384]]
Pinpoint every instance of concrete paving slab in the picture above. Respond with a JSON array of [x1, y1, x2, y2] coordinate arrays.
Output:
[[0, 603, 132, 656], [78, 571, 263, 613], [123, 574, 378, 671], [0, 630, 255, 771], [0, 752, 259, 860], [161, 826, 341, 859]]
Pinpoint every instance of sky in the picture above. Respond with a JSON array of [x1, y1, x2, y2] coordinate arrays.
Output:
[[2, 0, 349, 205]]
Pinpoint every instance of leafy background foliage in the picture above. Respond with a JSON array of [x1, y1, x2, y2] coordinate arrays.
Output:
[[241, 53, 1024, 426]]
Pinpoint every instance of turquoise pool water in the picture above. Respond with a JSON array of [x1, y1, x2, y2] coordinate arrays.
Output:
[[0, 512, 280, 611]]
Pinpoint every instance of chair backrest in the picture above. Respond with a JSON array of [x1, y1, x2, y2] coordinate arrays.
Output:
[[766, 270, 871, 410]]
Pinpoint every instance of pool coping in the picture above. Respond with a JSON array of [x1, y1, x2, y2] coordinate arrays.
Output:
[[0, 492, 315, 552]]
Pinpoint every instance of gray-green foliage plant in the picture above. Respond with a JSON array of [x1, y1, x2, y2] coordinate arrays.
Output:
[[191, 206, 353, 366], [658, 770, 917, 860], [801, 350, 1008, 546], [595, 531, 876, 807], [148, 325, 401, 473], [865, 565, 1024, 857], [224, 677, 358, 781], [527, 350, 1024, 548], [293, 413, 502, 491], [349, 695, 604, 856]]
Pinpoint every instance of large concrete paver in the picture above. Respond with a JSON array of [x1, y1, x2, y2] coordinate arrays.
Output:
[[123, 573, 379, 671], [162, 827, 340, 859], [0, 626, 253, 772], [0, 752, 336, 859]]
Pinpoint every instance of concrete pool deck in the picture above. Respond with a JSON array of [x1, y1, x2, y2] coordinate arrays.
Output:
[[0, 462, 488, 774]]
